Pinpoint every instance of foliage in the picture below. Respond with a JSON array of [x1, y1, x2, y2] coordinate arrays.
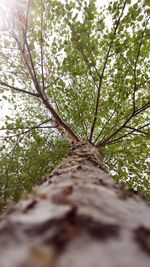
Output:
[[0, 0, 149, 211]]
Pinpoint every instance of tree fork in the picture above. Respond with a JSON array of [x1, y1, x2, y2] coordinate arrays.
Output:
[[0, 142, 150, 267]]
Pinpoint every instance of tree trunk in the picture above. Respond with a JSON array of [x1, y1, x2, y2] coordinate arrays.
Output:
[[0, 142, 150, 267]]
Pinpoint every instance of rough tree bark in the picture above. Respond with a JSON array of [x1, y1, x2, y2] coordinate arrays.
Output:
[[0, 142, 150, 267]]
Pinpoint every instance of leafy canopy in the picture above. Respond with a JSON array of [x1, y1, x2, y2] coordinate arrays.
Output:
[[0, 0, 149, 211]]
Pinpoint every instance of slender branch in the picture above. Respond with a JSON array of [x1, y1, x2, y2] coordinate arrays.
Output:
[[44, 74, 64, 90], [25, 42, 81, 143], [24, 119, 56, 132], [0, 81, 40, 97], [94, 109, 116, 143], [97, 101, 150, 147], [119, 53, 134, 71], [24, 38, 40, 89], [125, 124, 150, 136], [0, 119, 57, 139], [0, 46, 20, 51], [79, 47, 99, 90], [22, 0, 32, 51], [17, 37, 81, 142], [0, 119, 54, 132], [0, 51, 29, 76], [99, 117, 119, 145], [132, 31, 144, 112], [25, 0, 31, 35], [138, 77, 150, 88], [89, 1, 127, 142], [101, 123, 150, 146], [134, 101, 150, 116], [40, 0, 45, 89], [109, 44, 131, 58], [71, 82, 89, 139], [12, 33, 40, 91], [23, 39, 81, 143], [0, 126, 56, 132], [11, 13, 81, 144], [39, 91, 81, 143], [13, 17, 40, 91]]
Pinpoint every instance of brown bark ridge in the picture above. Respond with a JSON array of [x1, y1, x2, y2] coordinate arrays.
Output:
[[0, 141, 150, 267]]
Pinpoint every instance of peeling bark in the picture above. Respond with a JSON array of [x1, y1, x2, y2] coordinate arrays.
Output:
[[0, 142, 150, 267]]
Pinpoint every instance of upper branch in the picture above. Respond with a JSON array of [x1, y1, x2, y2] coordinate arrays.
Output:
[[94, 109, 116, 143], [132, 31, 144, 112], [125, 124, 150, 136], [89, 1, 127, 142], [12, 28, 81, 144], [100, 122, 150, 146], [0, 81, 40, 97], [40, 0, 45, 90], [0, 119, 57, 139], [96, 101, 150, 147]]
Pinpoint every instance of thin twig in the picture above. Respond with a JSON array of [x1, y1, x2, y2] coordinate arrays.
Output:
[[132, 31, 144, 112], [89, 1, 127, 142], [97, 101, 150, 147], [22, 0, 32, 51], [101, 123, 150, 146], [79, 46, 99, 90], [0, 119, 54, 132], [125, 124, 150, 135], [0, 81, 40, 97], [11, 10, 81, 143], [40, 0, 45, 89], [94, 109, 116, 143], [134, 101, 150, 116], [44, 74, 64, 90], [0, 119, 57, 139], [138, 77, 150, 88], [71, 82, 89, 139], [13, 32, 40, 91]]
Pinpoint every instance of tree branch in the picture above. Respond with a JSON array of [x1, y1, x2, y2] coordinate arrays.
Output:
[[12, 32, 40, 92], [100, 122, 150, 146], [89, 1, 127, 142], [125, 124, 150, 136], [0, 81, 40, 97], [79, 46, 99, 90], [40, 0, 45, 90], [24, 39, 81, 143], [70, 82, 89, 139], [0, 119, 54, 131], [132, 31, 144, 113], [94, 109, 116, 143], [11, 12, 81, 144], [138, 77, 150, 88], [0, 119, 57, 139], [39, 91, 81, 143], [134, 101, 150, 116], [96, 101, 150, 147]]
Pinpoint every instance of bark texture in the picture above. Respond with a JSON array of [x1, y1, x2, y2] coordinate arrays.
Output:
[[0, 142, 150, 267]]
